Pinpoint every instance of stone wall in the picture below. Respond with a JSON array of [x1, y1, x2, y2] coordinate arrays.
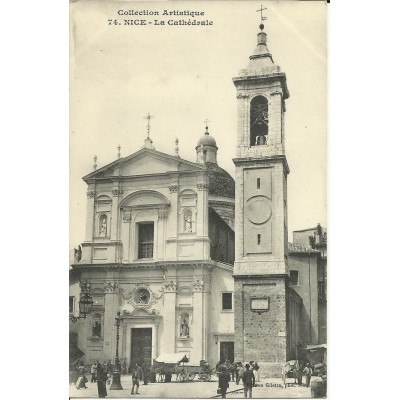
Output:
[[234, 276, 288, 377]]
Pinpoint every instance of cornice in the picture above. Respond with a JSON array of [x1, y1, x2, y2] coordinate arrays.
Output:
[[232, 155, 290, 175], [71, 259, 218, 271], [232, 273, 290, 280], [232, 72, 289, 100], [81, 241, 123, 247]]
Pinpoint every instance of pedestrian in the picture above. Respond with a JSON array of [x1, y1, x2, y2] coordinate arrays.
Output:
[[121, 361, 127, 375], [76, 362, 88, 389], [218, 365, 231, 399], [106, 360, 113, 375], [249, 361, 255, 387], [230, 362, 236, 381], [216, 361, 221, 373], [225, 359, 231, 376], [142, 363, 149, 385], [297, 364, 303, 386], [235, 362, 241, 385], [131, 363, 143, 395], [253, 362, 260, 383], [96, 362, 108, 398], [303, 363, 312, 388], [105, 360, 113, 384], [237, 362, 244, 385], [70, 364, 79, 385], [91, 361, 98, 382], [242, 364, 254, 398]]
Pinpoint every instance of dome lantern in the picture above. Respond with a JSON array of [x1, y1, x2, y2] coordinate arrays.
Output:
[[196, 124, 218, 164]]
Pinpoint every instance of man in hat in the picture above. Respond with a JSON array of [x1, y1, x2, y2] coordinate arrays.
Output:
[[131, 363, 143, 394], [242, 364, 255, 398], [218, 365, 231, 398]]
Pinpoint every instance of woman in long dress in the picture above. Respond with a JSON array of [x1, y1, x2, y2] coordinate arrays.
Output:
[[96, 362, 108, 398]]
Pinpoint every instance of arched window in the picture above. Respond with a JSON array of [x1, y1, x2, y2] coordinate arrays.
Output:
[[99, 214, 108, 237], [250, 96, 268, 146]]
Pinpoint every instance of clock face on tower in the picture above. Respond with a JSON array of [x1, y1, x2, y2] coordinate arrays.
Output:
[[245, 196, 272, 225]]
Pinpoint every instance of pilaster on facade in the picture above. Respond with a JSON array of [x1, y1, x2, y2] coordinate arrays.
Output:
[[110, 184, 123, 243], [85, 186, 96, 242]]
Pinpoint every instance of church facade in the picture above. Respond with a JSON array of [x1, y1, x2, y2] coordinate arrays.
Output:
[[70, 129, 237, 369], [70, 23, 326, 377]]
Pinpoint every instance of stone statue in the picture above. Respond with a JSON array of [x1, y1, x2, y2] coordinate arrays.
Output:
[[99, 218, 107, 237], [184, 210, 193, 233], [180, 316, 189, 337]]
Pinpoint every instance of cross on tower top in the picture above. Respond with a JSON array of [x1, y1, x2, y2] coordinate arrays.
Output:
[[257, 4, 267, 29]]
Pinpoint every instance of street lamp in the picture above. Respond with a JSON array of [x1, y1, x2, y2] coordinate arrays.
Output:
[[110, 311, 124, 390], [70, 282, 94, 323]]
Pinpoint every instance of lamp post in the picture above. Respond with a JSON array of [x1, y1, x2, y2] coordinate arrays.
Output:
[[110, 311, 124, 390]]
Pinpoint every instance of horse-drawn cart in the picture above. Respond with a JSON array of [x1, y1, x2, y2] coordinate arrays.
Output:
[[151, 354, 214, 382], [282, 360, 301, 388], [151, 353, 189, 382], [176, 360, 214, 382]]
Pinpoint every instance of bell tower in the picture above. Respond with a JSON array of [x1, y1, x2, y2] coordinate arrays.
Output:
[[233, 18, 291, 376]]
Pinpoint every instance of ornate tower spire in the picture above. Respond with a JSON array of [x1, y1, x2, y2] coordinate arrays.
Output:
[[93, 155, 97, 171], [117, 145, 121, 159]]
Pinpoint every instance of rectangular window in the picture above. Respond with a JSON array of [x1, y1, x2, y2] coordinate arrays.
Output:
[[222, 292, 233, 310], [257, 234, 261, 245], [138, 223, 154, 259], [290, 270, 299, 286], [257, 178, 260, 189]]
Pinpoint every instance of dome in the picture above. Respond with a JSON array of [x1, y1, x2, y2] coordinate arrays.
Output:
[[196, 129, 217, 148], [206, 163, 235, 199]]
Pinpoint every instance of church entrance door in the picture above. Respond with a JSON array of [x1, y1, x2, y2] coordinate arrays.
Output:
[[131, 328, 152, 368], [220, 341, 234, 363]]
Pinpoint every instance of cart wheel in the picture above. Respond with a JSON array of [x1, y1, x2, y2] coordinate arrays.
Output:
[[188, 372, 195, 381], [205, 373, 211, 382]]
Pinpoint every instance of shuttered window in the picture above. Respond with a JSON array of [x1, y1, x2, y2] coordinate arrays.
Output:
[[138, 223, 154, 259]]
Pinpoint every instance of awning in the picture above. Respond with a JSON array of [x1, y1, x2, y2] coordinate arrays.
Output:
[[155, 353, 189, 364], [69, 338, 84, 366], [306, 344, 327, 350]]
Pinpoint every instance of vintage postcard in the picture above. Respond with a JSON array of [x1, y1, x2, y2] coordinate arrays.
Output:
[[69, 0, 327, 398]]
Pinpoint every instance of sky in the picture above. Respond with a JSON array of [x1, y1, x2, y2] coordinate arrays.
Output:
[[70, 0, 327, 248]]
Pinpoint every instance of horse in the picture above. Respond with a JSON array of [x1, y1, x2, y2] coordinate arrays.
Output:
[[282, 360, 301, 388]]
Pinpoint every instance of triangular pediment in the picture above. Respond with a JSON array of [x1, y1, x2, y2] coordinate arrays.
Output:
[[121, 306, 161, 319], [83, 148, 204, 181]]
